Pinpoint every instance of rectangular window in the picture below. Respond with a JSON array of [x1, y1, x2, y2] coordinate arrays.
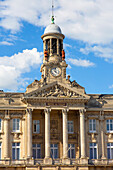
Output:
[[33, 120, 40, 134], [68, 121, 74, 134], [50, 144, 58, 159], [0, 143, 1, 159], [13, 119, 20, 132], [0, 119, 2, 131], [89, 119, 96, 132], [106, 119, 113, 132], [89, 143, 97, 159], [33, 144, 41, 159], [68, 144, 75, 158], [107, 143, 113, 159], [12, 143, 20, 160]]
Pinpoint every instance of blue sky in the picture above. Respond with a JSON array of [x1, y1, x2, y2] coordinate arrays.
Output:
[[0, 0, 113, 94]]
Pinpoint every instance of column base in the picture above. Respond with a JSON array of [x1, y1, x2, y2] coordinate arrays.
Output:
[[4, 158, 10, 165], [26, 157, 34, 165], [62, 158, 71, 165], [79, 157, 88, 165], [43, 157, 53, 165], [101, 156, 107, 159]]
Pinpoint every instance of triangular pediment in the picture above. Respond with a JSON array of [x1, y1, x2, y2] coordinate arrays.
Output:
[[24, 81, 89, 100]]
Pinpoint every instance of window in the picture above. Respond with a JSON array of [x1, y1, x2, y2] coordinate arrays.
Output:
[[13, 119, 20, 132], [0, 143, 1, 159], [33, 120, 40, 133], [107, 143, 113, 159], [33, 144, 41, 159], [106, 119, 113, 132], [50, 144, 58, 159], [68, 121, 74, 134], [12, 143, 20, 160], [0, 119, 2, 131], [89, 119, 96, 133], [89, 143, 97, 159], [68, 144, 75, 158]]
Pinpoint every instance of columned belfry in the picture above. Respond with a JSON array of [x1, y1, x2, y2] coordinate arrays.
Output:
[[40, 17, 67, 84]]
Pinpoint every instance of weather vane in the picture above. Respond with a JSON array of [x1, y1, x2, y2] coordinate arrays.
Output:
[[51, 0, 55, 24]]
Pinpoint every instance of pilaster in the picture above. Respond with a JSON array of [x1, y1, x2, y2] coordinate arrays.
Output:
[[27, 108, 32, 159], [4, 110, 10, 159]]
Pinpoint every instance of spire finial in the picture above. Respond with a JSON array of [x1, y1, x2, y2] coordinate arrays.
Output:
[[51, 0, 55, 24]]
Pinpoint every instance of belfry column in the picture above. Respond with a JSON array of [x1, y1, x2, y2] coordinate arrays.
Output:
[[50, 39, 52, 56], [57, 39, 59, 55], [27, 108, 32, 158], [4, 111, 10, 159], [44, 107, 52, 164], [79, 109, 86, 159], [62, 108, 70, 164]]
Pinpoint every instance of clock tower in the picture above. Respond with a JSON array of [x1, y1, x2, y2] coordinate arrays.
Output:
[[40, 17, 68, 84]]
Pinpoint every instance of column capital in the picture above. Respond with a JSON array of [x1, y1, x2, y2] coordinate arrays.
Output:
[[44, 107, 51, 114], [62, 107, 69, 114], [79, 109, 86, 115], [26, 108, 33, 114]]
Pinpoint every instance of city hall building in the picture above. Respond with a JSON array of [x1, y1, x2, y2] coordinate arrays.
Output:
[[0, 18, 113, 170]]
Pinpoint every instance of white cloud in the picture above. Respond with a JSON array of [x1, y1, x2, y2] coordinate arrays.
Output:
[[80, 45, 113, 62], [0, 41, 13, 45], [0, 48, 43, 91], [109, 85, 113, 89], [0, 0, 113, 45], [64, 43, 72, 49], [67, 58, 95, 67]]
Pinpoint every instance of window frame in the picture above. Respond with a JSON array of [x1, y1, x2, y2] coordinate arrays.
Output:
[[68, 144, 75, 158], [13, 118, 20, 132], [106, 119, 113, 133], [0, 119, 2, 132], [33, 120, 40, 134], [89, 143, 97, 159], [32, 144, 41, 159], [107, 143, 113, 159], [12, 143, 20, 160], [68, 121, 74, 134], [50, 144, 58, 159], [0, 143, 2, 159], [89, 119, 96, 133]]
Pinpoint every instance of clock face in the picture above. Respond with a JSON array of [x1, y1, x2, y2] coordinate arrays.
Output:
[[51, 67, 61, 77]]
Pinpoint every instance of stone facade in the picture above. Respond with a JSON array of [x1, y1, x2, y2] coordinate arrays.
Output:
[[0, 21, 113, 170]]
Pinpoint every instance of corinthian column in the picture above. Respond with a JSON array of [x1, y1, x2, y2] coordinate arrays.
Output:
[[44, 107, 51, 158], [80, 109, 86, 158], [44, 107, 52, 164], [62, 108, 69, 159], [27, 108, 32, 158], [4, 115, 10, 159]]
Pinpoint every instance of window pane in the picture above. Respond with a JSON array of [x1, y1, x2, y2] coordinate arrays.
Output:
[[72, 149, 75, 158], [12, 148, 15, 160], [33, 149, 36, 159], [94, 148, 97, 159], [37, 149, 41, 158], [107, 148, 110, 159], [54, 149, 58, 158], [90, 148, 93, 159], [17, 148, 20, 160]]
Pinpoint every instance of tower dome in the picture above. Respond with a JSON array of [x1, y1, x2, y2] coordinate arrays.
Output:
[[44, 23, 62, 34]]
